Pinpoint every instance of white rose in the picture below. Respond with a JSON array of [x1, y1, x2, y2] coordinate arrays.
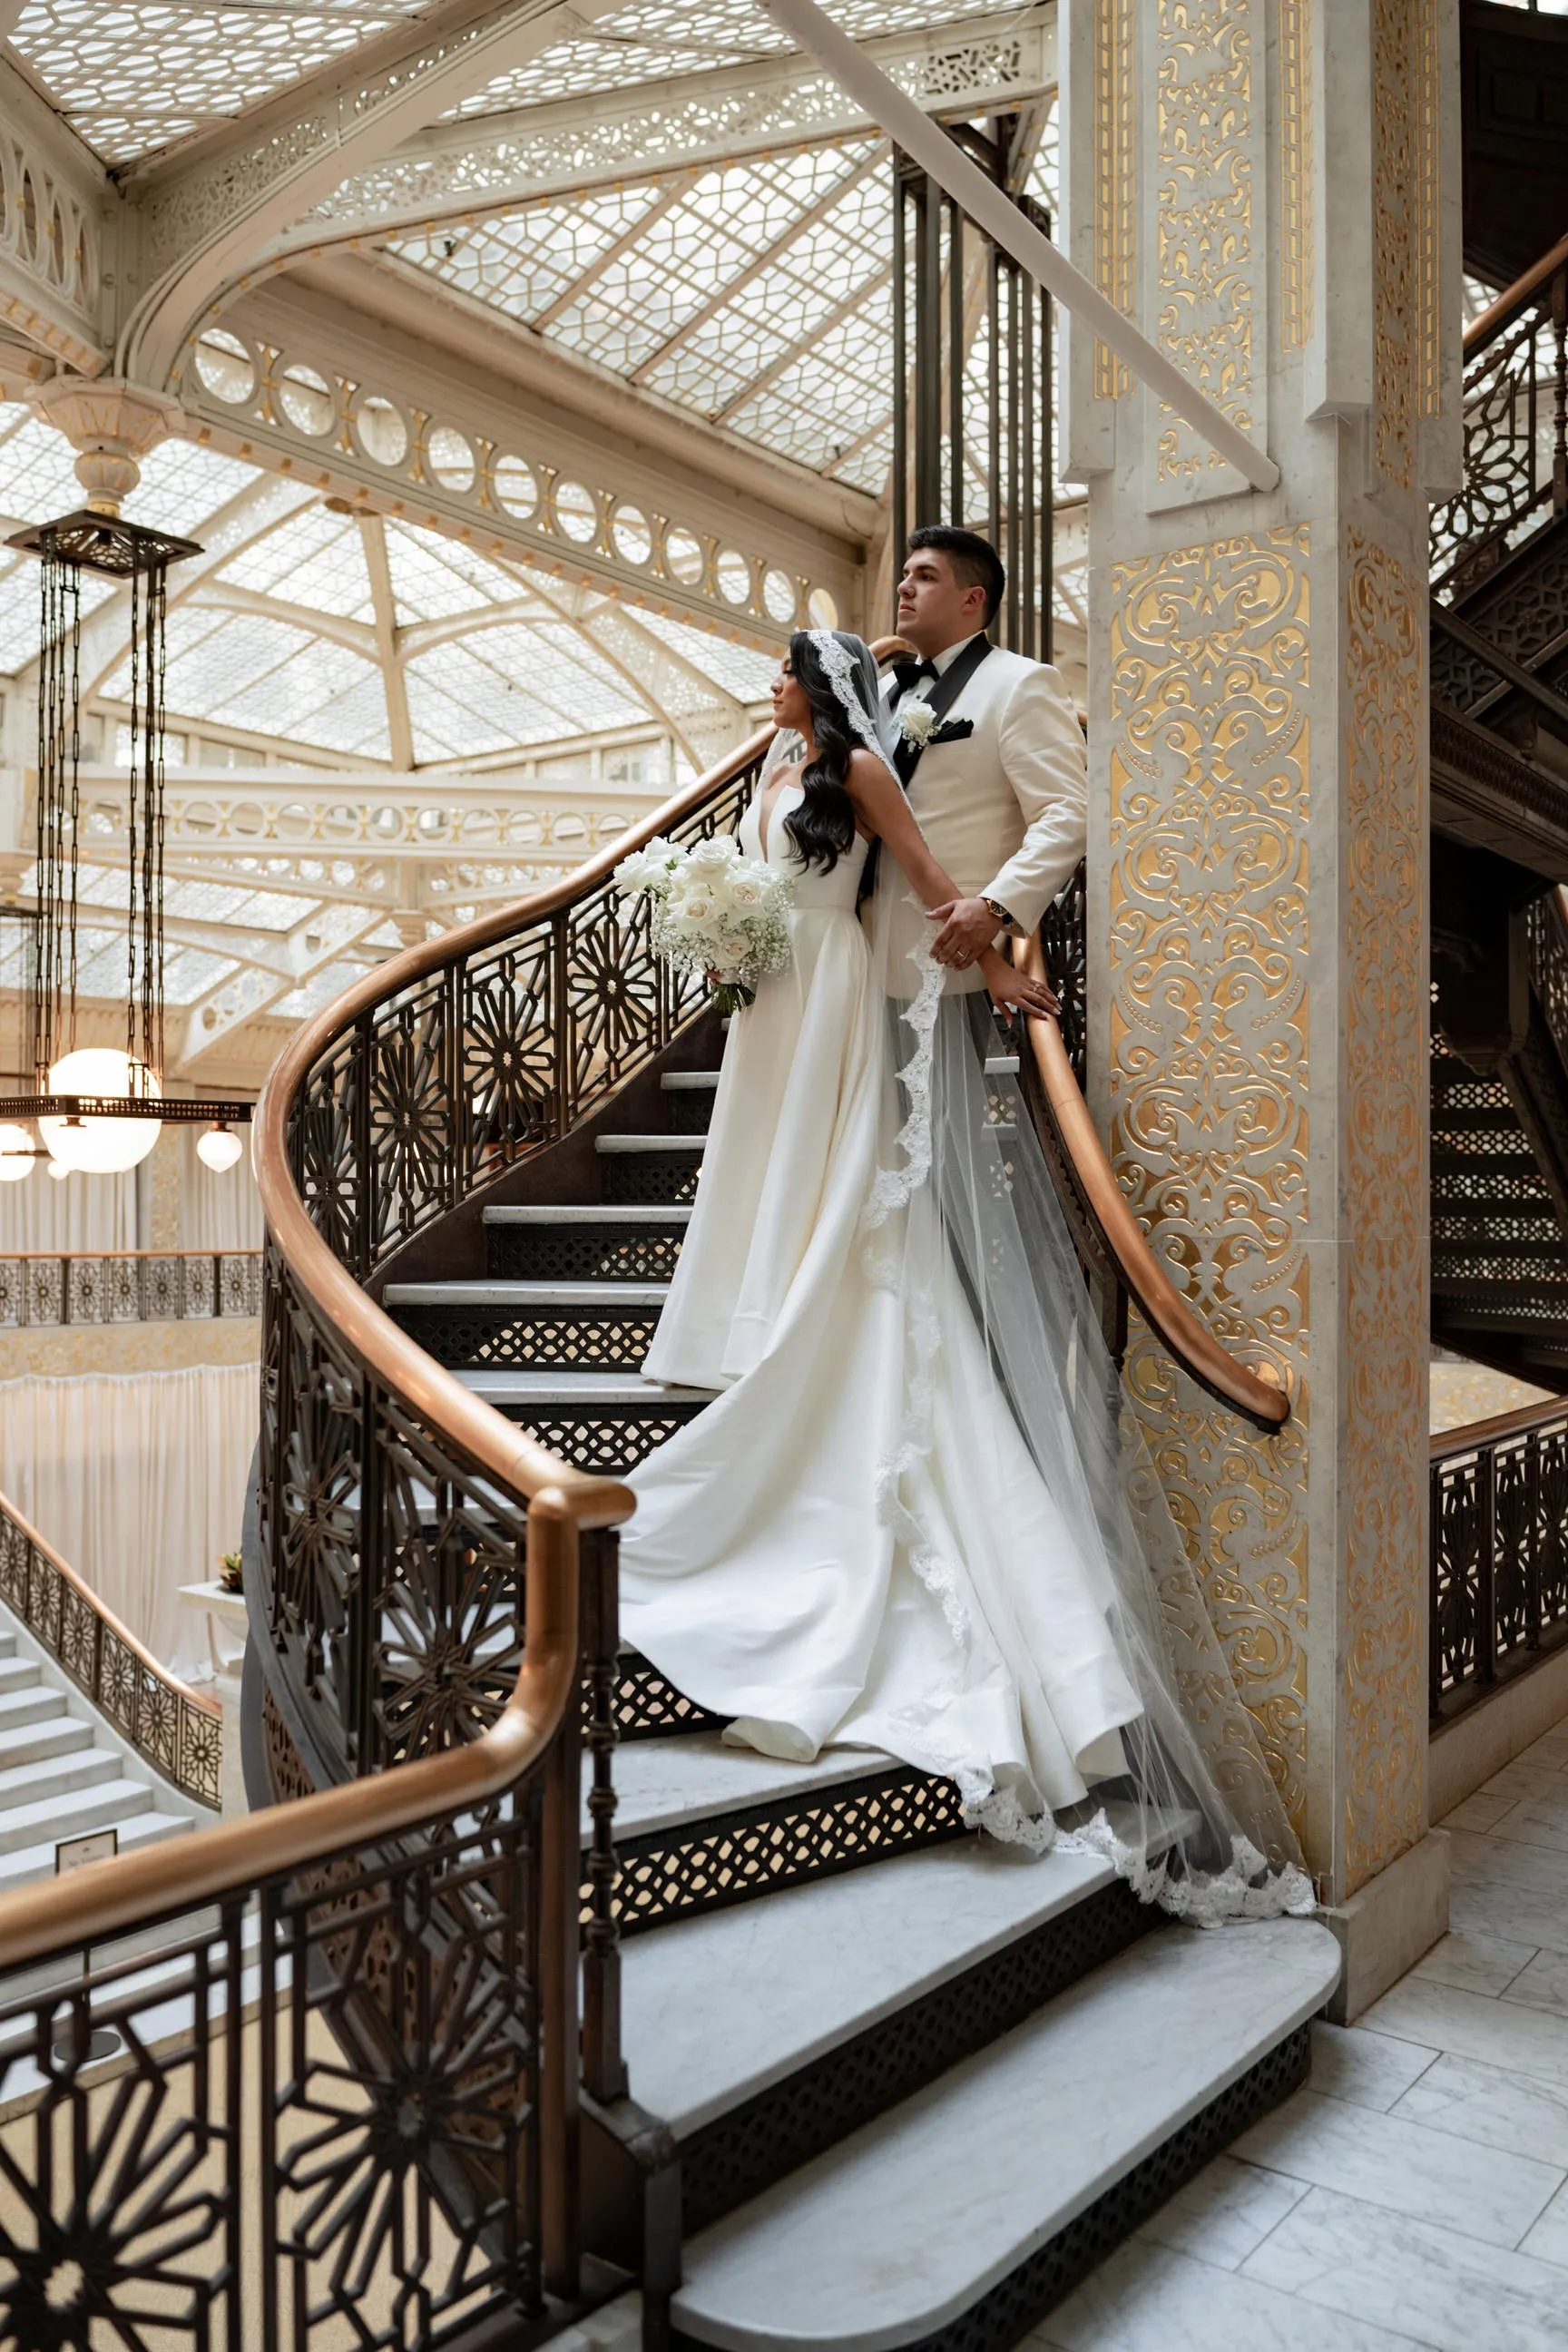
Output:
[[898, 701, 936, 746], [675, 888, 716, 926], [614, 838, 681, 895], [728, 877, 763, 910], [687, 835, 734, 871]]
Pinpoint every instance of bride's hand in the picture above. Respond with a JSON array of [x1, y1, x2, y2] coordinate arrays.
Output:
[[979, 949, 1060, 1020]]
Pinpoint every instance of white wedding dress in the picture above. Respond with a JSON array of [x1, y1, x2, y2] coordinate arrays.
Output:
[[619, 775, 1145, 1829]]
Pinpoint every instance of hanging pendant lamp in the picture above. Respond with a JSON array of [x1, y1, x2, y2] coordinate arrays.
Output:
[[1, 505, 252, 1170]]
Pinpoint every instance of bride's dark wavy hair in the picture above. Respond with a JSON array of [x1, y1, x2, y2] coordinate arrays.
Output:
[[780, 630, 865, 875]]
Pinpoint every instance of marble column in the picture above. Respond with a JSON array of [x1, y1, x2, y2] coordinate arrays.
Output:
[[1063, 0, 1461, 2014]]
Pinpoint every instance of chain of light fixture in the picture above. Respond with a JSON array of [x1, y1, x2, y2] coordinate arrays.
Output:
[[0, 506, 251, 1177]]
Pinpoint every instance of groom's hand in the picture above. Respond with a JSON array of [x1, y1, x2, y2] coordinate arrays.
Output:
[[927, 897, 1002, 967]]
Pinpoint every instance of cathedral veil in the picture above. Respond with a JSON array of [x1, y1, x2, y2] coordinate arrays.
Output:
[[801, 628, 1314, 1923]]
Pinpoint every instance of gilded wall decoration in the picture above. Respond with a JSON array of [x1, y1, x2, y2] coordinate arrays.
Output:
[[1415, 0, 1443, 419], [1093, 0, 1136, 402], [1279, 0, 1314, 352], [1152, 0, 1258, 487], [1341, 527, 1427, 1893], [1106, 528, 1311, 1831], [1371, 0, 1435, 489]]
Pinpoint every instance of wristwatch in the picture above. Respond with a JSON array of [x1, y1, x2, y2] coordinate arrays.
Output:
[[982, 896, 1015, 933]]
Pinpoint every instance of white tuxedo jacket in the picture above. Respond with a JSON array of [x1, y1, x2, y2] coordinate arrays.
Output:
[[879, 644, 1087, 939]]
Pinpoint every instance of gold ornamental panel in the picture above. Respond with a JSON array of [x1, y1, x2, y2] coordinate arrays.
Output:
[[1106, 527, 1311, 1833], [1341, 527, 1427, 1893], [1153, 0, 1259, 486]]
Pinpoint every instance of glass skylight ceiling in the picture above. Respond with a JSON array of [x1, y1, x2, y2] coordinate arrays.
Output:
[[448, 0, 1020, 121], [391, 143, 898, 490], [8, 1, 430, 165]]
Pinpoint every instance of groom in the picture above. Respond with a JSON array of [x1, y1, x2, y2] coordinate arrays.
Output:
[[882, 525, 1085, 984]]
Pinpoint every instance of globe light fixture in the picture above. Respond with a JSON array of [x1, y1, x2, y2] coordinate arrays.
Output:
[[47, 1158, 69, 1181], [196, 1121, 242, 1173], [40, 1048, 162, 1174], [0, 1125, 33, 1182]]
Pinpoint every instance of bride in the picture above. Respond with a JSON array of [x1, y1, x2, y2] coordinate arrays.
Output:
[[618, 630, 1313, 1918]]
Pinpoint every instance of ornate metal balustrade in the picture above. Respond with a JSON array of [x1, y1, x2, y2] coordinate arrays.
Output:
[[0, 1486, 220, 1807], [1431, 230, 1568, 593], [0, 1497, 584, 2344], [0, 1248, 261, 1327], [1431, 1396, 1568, 1723]]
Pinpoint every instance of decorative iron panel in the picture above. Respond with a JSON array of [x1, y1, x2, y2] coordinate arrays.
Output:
[[1430, 1402, 1568, 1721], [611, 1766, 971, 1935], [394, 1302, 662, 1373], [1431, 271, 1568, 591], [0, 1499, 220, 1806], [0, 1789, 550, 2348], [486, 1220, 688, 1284]]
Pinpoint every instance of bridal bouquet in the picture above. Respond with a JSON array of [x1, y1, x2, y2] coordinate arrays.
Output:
[[613, 833, 793, 1015]]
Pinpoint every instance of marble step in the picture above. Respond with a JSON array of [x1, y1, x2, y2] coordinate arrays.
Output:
[[0, 1802, 194, 1896], [670, 1916, 1341, 2352], [485, 1207, 692, 1283], [593, 1730, 970, 1938], [624, 1818, 1188, 2235], [0, 1774, 173, 1859], [384, 1278, 671, 1373], [0, 1711, 94, 1772], [453, 1365, 714, 1475], [0, 1680, 77, 1735]]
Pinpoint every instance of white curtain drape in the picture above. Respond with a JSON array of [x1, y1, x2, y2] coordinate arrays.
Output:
[[0, 1168, 139, 1251], [0, 1363, 259, 1680], [178, 1129, 263, 1251]]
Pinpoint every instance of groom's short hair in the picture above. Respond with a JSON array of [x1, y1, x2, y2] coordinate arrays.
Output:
[[906, 525, 1005, 625]]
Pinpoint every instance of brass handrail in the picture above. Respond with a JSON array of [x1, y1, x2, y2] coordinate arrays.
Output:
[[0, 1483, 222, 1807], [1465, 228, 1568, 360], [1017, 937, 1291, 1430], [1430, 1387, 1568, 1465], [0, 1490, 578, 1972]]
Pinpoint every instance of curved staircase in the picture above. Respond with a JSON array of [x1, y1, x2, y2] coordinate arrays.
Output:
[[239, 701, 1333, 2347]]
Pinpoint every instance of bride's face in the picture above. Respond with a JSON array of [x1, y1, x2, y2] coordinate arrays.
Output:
[[770, 657, 812, 737]]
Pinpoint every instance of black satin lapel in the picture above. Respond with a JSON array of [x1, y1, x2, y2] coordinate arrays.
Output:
[[893, 635, 995, 786]]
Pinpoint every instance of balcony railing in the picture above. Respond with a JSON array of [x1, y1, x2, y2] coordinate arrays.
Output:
[[1431, 228, 1568, 591], [0, 1249, 262, 1327], [0, 1486, 221, 1808], [1431, 1396, 1568, 1723]]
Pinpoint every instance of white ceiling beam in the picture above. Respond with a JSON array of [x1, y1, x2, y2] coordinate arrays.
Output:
[[357, 513, 414, 769], [181, 270, 868, 638], [279, 6, 1055, 250], [182, 578, 380, 660], [763, 0, 1279, 493], [116, 0, 639, 390], [242, 261, 877, 551]]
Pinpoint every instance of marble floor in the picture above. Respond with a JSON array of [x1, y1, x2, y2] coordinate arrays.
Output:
[[1031, 1714, 1568, 2352]]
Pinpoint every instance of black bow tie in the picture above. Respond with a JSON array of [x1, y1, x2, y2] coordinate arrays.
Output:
[[892, 657, 939, 696]]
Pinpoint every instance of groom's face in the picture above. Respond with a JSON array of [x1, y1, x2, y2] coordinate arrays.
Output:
[[897, 549, 988, 658]]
